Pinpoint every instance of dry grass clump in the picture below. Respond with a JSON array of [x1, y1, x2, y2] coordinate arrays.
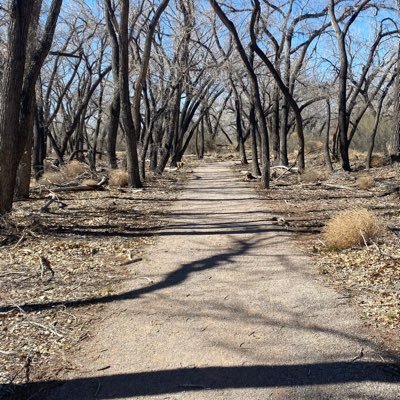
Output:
[[370, 154, 385, 168], [41, 171, 67, 185], [357, 175, 375, 189], [300, 169, 327, 183], [306, 140, 323, 153], [82, 179, 98, 186], [62, 160, 87, 178], [109, 169, 129, 187], [324, 207, 384, 250]]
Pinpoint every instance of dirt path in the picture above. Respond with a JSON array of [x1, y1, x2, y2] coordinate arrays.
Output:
[[44, 161, 398, 400]]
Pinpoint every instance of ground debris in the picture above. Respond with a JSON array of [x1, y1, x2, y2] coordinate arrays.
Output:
[[237, 160, 400, 341], [0, 171, 186, 394]]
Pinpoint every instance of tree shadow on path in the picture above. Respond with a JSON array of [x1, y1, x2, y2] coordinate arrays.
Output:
[[0, 238, 258, 314], [9, 362, 400, 399]]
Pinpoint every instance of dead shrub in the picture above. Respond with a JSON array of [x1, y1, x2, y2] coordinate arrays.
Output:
[[306, 140, 323, 153], [300, 169, 327, 183], [109, 170, 129, 187], [41, 172, 67, 185], [324, 208, 384, 250], [357, 175, 375, 190], [44, 159, 60, 172], [370, 155, 385, 168], [62, 160, 87, 178], [82, 179, 98, 186]]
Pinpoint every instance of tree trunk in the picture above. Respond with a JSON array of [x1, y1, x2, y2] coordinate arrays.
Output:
[[119, 0, 142, 187], [389, 45, 400, 162], [33, 94, 47, 178], [210, 0, 270, 188], [234, 99, 248, 165], [197, 118, 205, 159], [250, 104, 261, 176], [271, 85, 280, 162], [324, 99, 334, 172], [0, 1, 34, 213]]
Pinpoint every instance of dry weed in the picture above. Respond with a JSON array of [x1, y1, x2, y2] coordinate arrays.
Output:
[[306, 140, 323, 153], [370, 155, 385, 168], [109, 169, 129, 187], [82, 179, 98, 186], [324, 208, 384, 250], [41, 171, 67, 185], [62, 160, 87, 178], [357, 175, 375, 189], [301, 169, 327, 183]]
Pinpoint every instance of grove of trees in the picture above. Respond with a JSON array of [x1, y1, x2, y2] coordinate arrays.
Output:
[[0, 0, 399, 212]]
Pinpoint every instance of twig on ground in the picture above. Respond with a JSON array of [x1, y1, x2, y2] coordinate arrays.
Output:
[[119, 257, 143, 266], [41, 193, 68, 212], [350, 348, 364, 362], [360, 230, 369, 250], [23, 321, 64, 338]]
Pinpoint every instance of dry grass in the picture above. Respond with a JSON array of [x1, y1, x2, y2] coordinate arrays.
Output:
[[305, 139, 324, 153], [357, 175, 375, 189], [41, 171, 67, 185], [300, 169, 327, 183], [370, 154, 385, 168], [62, 160, 87, 178], [82, 179, 98, 186], [109, 169, 129, 187], [324, 207, 384, 250]]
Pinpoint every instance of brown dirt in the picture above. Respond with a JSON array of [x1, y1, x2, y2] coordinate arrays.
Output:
[[25, 161, 400, 400]]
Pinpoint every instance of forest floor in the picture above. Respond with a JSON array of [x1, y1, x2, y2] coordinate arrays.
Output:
[[0, 166, 189, 399], [0, 157, 399, 399]]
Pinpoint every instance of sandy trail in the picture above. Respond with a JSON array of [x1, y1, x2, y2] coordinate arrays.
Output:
[[46, 162, 399, 400]]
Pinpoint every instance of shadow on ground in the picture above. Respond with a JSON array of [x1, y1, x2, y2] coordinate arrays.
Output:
[[5, 362, 400, 399]]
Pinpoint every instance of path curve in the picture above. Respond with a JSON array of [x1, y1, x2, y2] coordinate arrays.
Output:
[[47, 162, 399, 400]]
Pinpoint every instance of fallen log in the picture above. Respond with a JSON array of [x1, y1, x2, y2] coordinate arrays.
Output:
[[51, 184, 106, 193]]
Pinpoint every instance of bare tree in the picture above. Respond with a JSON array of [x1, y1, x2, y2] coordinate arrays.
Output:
[[0, 1, 34, 213]]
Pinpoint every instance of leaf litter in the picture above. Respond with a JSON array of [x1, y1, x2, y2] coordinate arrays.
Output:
[[0, 169, 188, 397], [237, 157, 400, 351]]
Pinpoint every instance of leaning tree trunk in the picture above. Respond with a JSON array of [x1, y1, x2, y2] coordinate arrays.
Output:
[[0, 1, 34, 213]]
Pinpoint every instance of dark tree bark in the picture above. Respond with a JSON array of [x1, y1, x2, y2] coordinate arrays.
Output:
[[234, 97, 248, 165], [329, 0, 371, 171], [0, 0, 34, 213], [15, 0, 63, 198], [103, 0, 121, 169], [33, 95, 47, 179], [249, 103, 261, 176], [119, 0, 142, 187], [389, 41, 400, 162], [324, 99, 334, 172]]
